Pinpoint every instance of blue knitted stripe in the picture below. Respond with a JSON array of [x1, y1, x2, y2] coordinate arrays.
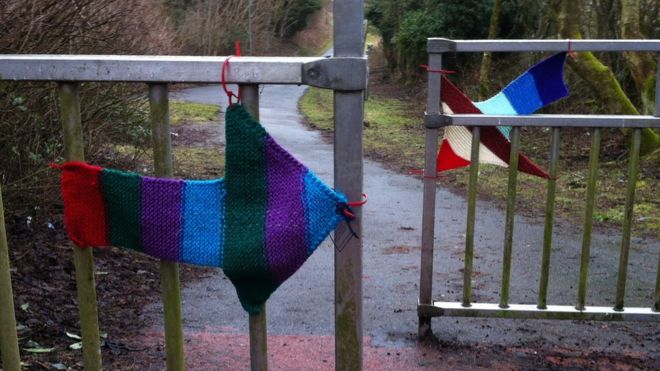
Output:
[[502, 72, 543, 115], [302, 170, 346, 255], [474, 92, 517, 139], [529, 52, 569, 105], [182, 179, 225, 267]]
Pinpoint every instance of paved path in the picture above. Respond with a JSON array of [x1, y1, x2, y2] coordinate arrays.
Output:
[[141, 81, 660, 366]]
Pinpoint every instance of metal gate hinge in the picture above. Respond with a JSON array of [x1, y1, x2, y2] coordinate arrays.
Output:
[[302, 57, 367, 91]]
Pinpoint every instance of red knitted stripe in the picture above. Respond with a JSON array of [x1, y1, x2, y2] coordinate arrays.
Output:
[[437, 139, 471, 171], [440, 77, 550, 179], [59, 162, 109, 247]]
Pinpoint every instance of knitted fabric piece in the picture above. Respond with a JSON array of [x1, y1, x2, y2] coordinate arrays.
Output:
[[303, 171, 346, 255], [102, 168, 142, 252], [439, 77, 551, 178], [183, 179, 224, 267], [475, 52, 568, 138], [265, 136, 307, 284], [56, 105, 347, 315], [59, 162, 108, 247], [222, 105, 274, 314], [141, 177, 184, 261], [437, 52, 569, 178]]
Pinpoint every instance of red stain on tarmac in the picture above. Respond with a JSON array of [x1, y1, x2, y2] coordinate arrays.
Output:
[[127, 330, 655, 370], [133, 330, 513, 370]]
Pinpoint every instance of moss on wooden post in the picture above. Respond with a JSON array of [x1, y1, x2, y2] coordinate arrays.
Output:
[[0, 186, 21, 371], [59, 82, 103, 370], [148, 83, 185, 371]]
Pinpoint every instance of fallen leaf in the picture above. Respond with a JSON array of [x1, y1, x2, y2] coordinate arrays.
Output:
[[65, 332, 82, 340], [23, 346, 56, 353], [69, 342, 83, 350]]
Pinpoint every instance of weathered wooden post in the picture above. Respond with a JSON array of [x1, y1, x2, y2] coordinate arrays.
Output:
[[148, 83, 186, 371], [59, 82, 103, 370], [0, 186, 21, 371], [240, 84, 269, 371], [333, 0, 365, 369]]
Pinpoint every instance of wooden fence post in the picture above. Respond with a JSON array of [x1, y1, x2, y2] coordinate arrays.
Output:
[[59, 82, 103, 370], [0, 185, 21, 371], [148, 83, 186, 371], [240, 84, 269, 371]]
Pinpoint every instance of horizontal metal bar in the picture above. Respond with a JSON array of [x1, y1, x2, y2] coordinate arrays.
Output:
[[419, 302, 660, 322], [0, 55, 367, 90], [428, 38, 660, 53], [425, 113, 660, 129]]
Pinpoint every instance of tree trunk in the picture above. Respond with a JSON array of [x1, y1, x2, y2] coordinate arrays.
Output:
[[478, 0, 503, 100], [558, 0, 659, 155], [620, 0, 657, 114]]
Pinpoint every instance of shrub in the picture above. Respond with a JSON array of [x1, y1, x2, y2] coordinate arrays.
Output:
[[0, 0, 177, 211]]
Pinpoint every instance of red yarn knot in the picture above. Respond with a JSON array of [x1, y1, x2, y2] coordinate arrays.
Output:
[[420, 64, 456, 75]]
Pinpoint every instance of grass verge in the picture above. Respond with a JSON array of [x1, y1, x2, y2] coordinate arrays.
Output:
[[170, 101, 219, 125], [300, 87, 426, 170]]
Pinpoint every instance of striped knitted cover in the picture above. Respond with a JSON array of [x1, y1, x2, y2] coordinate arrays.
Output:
[[56, 105, 347, 314], [437, 52, 569, 178]]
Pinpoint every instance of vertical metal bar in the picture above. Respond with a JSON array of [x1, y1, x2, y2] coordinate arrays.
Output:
[[577, 127, 602, 310], [58, 82, 102, 370], [240, 84, 269, 371], [652, 54, 659, 312], [0, 186, 21, 371], [148, 83, 185, 371], [614, 128, 641, 311], [655, 255, 660, 312], [463, 127, 480, 307], [334, 0, 365, 369], [538, 127, 561, 309], [500, 126, 520, 308], [419, 52, 442, 337]]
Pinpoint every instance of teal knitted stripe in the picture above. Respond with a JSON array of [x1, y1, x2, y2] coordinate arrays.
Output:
[[223, 105, 276, 314], [101, 168, 142, 252]]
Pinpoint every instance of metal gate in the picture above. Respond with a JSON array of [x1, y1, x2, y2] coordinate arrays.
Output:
[[0, 1, 366, 370], [418, 39, 660, 337]]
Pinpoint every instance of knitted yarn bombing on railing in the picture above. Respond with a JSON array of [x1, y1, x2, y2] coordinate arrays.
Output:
[[437, 52, 569, 179], [55, 105, 348, 314]]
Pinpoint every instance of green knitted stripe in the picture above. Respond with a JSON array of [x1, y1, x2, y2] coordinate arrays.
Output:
[[223, 105, 276, 314], [101, 168, 142, 252]]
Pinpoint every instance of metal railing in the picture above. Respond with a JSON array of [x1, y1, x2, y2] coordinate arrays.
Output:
[[418, 39, 660, 337], [0, 2, 366, 369]]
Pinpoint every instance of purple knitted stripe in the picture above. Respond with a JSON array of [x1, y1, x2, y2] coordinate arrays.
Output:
[[264, 136, 307, 284], [141, 176, 184, 261]]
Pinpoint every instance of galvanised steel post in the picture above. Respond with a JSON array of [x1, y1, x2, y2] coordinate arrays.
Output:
[[419, 51, 442, 338], [0, 185, 21, 371], [464, 127, 481, 307], [614, 128, 641, 310], [654, 54, 660, 312], [538, 127, 561, 309], [577, 127, 602, 311], [59, 82, 103, 370], [148, 83, 185, 371], [500, 126, 521, 308], [333, 0, 365, 369]]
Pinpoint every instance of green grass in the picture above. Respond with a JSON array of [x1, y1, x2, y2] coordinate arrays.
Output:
[[111, 144, 224, 180], [300, 88, 660, 237], [170, 101, 219, 125], [300, 87, 425, 170]]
